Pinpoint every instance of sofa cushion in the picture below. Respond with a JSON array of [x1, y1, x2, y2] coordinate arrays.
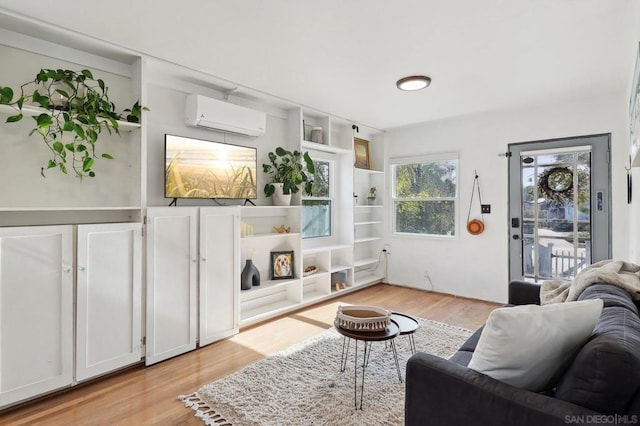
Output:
[[579, 283, 639, 315], [449, 350, 473, 366], [554, 305, 640, 413], [468, 299, 603, 392], [458, 326, 484, 352]]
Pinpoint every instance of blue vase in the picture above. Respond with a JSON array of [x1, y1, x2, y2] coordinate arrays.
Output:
[[241, 259, 260, 290]]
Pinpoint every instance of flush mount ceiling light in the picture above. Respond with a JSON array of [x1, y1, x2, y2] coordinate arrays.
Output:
[[396, 75, 432, 91]]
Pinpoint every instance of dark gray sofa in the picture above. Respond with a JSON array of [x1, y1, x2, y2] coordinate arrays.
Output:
[[405, 281, 640, 426]]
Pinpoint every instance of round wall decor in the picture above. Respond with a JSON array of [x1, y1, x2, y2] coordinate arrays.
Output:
[[466, 218, 485, 235]]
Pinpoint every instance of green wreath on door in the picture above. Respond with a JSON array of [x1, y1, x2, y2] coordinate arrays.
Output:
[[537, 167, 574, 204]]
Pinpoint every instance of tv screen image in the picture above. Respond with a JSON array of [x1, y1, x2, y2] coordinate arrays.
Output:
[[165, 134, 257, 199]]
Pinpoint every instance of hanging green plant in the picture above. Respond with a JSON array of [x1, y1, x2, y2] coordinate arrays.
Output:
[[537, 166, 575, 204], [0, 68, 147, 178]]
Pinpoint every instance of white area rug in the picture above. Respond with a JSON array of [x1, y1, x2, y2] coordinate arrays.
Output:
[[180, 319, 472, 425]]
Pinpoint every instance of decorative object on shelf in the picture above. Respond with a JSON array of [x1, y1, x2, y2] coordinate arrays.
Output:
[[263, 147, 315, 206], [354, 137, 371, 169], [273, 225, 291, 234], [310, 127, 324, 144], [241, 258, 260, 290], [335, 305, 390, 332], [367, 187, 377, 205], [0, 68, 147, 178], [630, 42, 640, 159], [303, 265, 318, 277], [466, 170, 485, 235], [270, 250, 294, 280], [331, 271, 347, 290], [303, 121, 313, 141], [241, 221, 254, 237]]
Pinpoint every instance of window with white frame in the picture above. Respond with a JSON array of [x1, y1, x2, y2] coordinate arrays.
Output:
[[391, 153, 458, 237], [302, 155, 333, 239]]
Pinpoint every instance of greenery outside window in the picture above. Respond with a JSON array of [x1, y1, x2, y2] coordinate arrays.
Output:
[[302, 158, 332, 239], [391, 153, 458, 237]]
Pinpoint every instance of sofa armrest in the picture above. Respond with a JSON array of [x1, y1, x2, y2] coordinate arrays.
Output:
[[405, 353, 596, 426], [508, 280, 541, 305]]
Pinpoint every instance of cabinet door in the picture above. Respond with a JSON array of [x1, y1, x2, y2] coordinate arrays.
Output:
[[146, 207, 198, 365], [76, 223, 142, 381], [0, 225, 73, 408], [199, 207, 240, 346]]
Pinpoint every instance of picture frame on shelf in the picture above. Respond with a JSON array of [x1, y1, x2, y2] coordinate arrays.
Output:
[[354, 137, 371, 169], [270, 250, 294, 280]]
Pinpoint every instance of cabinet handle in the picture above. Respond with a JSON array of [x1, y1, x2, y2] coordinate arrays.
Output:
[[78, 266, 86, 271], [201, 258, 207, 262], [62, 265, 72, 273], [192, 259, 197, 263]]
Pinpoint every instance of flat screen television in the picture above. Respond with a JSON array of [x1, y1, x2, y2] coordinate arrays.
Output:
[[164, 134, 257, 200]]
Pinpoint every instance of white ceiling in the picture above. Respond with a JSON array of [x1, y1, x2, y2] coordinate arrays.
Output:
[[1, 1, 639, 130]]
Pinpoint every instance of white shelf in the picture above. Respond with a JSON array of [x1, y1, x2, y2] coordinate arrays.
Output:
[[0, 104, 141, 132], [302, 290, 327, 302], [302, 243, 352, 254], [355, 237, 383, 243], [331, 264, 352, 273], [355, 168, 384, 174], [241, 205, 300, 212], [239, 278, 298, 300], [241, 299, 299, 324], [354, 221, 383, 226], [0, 206, 141, 212], [301, 141, 351, 155], [354, 257, 379, 267], [354, 272, 384, 286], [302, 271, 330, 281], [242, 232, 300, 240], [331, 285, 354, 294]]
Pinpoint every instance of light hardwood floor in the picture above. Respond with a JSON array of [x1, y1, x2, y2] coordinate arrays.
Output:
[[0, 283, 500, 425]]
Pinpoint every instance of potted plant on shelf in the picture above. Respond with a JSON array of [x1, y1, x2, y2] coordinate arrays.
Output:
[[263, 147, 315, 206], [367, 187, 377, 205], [0, 68, 147, 178]]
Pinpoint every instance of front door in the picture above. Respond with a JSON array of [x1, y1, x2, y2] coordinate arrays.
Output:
[[508, 134, 611, 282]]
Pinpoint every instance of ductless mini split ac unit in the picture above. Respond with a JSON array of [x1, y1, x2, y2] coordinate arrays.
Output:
[[185, 94, 267, 137]]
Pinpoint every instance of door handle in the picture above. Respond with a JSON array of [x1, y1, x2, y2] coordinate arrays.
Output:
[[512, 235, 520, 240]]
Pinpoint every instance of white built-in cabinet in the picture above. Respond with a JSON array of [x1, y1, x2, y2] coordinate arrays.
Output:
[[0, 11, 387, 408], [199, 207, 240, 346], [145, 207, 240, 364], [0, 225, 74, 408], [0, 223, 143, 408], [76, 223, 143, 382], [145, 207, 198, 365]]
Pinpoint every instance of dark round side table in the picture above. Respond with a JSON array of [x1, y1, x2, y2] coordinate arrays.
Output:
[[390, 312, 420, 354], [335, 319, 401, 410]]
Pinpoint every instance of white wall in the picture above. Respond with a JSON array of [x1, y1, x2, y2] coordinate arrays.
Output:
[[627, 13, 640, 264], [384, 94, 629, 303], [144, 61, 291, 208], [0, 44, 140, 209]]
